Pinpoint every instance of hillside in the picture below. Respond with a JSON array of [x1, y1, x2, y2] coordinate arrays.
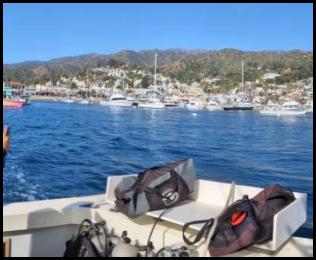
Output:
[[3, 49, 313, 85]]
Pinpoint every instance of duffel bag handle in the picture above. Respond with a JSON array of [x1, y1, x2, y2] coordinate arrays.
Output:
[[182, 218, 214, 245], [266, 190, 295, 202]]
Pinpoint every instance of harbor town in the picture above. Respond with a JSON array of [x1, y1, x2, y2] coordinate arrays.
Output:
[[3, 61, 313, 114]]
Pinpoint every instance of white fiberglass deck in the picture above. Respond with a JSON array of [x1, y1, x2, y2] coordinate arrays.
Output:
[[2, 176, 311, 257], [106, 176, 307, 252]]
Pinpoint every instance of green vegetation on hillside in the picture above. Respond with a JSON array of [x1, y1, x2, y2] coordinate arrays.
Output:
[[3, 49, 313, 89]]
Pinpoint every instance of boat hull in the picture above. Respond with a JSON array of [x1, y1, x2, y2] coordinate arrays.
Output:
[[138, 103, 165, 109], [78, 100, 91, 105], [100, 100, 133, 107], [260, 110, 307, 116], [186, 105, 204, 110], [223, 106, 254, 111], [61, 99, 74, 103], [207, 107, 223, 111], [3, 100, 24, 108]]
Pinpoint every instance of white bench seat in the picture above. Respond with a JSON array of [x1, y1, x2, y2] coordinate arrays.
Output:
[[105, 175, 307, 252], [147, 201, 222, 231]]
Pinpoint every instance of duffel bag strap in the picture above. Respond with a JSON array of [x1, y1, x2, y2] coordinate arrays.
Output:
[[183, 218, 215, 245], [266, 190, 295, 202]]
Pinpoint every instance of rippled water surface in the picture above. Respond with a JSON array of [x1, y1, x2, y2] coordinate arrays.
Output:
[[3, 101, 313, 237]]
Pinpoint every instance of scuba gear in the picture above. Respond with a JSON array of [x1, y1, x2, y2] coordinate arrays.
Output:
[[182, 184, 295, 256]]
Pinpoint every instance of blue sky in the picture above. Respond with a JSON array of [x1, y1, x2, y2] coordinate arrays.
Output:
[[3, 3, 313, 64]]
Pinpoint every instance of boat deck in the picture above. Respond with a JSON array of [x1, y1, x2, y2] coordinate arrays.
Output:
[[3, 193, 313, 257]]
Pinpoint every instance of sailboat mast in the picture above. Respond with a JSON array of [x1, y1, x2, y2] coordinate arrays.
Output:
[[122, 77, 125, 93], [86, 70, 88, 99], [154, 52, 157, 86], [242, 60, 244, 92]]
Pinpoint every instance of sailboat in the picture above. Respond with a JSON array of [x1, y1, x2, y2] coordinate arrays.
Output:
[[78, 71, 91, 104], [138, 52, 165, 109], [61, 93, 74, 104], [223, 61, 254, 111]]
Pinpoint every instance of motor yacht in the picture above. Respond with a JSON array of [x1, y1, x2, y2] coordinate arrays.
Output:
[[260, 101, 307, 116]]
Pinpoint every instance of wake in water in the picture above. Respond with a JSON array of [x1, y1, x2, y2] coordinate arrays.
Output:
[[3, 164, 47, 203]]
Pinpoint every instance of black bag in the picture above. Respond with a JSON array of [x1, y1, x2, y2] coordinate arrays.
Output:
[[63, 219, 109, 257], [183, 184, 295, 256], [115, 158, 196, 218]]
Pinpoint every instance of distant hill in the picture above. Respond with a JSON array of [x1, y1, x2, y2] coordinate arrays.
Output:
[[3, 49, 313, 85]]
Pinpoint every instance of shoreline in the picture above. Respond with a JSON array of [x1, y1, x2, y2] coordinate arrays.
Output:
[[30, 95, 103, 102]]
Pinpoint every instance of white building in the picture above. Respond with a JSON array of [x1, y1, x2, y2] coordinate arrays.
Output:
[[262, 73, 280, 80]]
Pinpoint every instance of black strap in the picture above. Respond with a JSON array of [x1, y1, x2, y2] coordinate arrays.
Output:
[[78, 219, 94, 235], [182, 218, 214, 245], [267, 190, 295, 202]]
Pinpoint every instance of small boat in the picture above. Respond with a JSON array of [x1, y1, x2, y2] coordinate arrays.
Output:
[[186, 99, 204, 110], [260, 101, 307, 116], [138, 53, 165, 110], [164, 99, 178, 107], [3, 100, 24, 108], [178, 100, 188, 108], [3, 175, 312, 257], [304, 101, 313, 114], [126, 95, 138, 106], [223, 61, 254, 111], [78, 99, 91, 105], [17, 95, 31, 105], [61, 98, 75, 104], [138, 97, 165, 109], [223, 101, 254, 111], [78, 74, 92, 105], [206, 101, 222, 111], [100, 93, 133, 107]]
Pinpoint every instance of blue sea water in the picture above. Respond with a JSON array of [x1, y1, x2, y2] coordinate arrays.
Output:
[[3, 101, 313, 237]]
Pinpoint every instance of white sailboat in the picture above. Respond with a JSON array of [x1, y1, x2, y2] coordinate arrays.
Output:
[[138, 53, 165, 109], [61, 89, 75, 103], [223, 61, 254, 111], [78, 71, 91, 104]]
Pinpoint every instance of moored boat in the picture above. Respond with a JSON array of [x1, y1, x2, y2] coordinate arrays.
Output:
[[3, 100, 24, 108], [186, 99, 204, 110], [206, 100, 223, 111], [100, 93, 133, 107], [223, 101, 254, 111], [61, 98, 75, 103], [138, 97, 165, 109], [260, 101, 307, 116], [78, 99, 91, 105]]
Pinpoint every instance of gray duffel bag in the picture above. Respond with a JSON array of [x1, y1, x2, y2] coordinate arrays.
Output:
[[114, 158, 196, 218]]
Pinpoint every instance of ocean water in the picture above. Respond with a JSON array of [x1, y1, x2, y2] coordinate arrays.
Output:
[[3, 101, 313, 237]]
